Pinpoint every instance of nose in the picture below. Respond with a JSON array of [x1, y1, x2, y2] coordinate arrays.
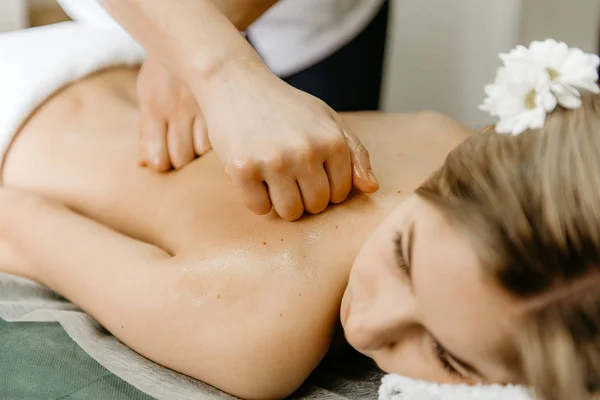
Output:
[[345, 287, 417, 352]]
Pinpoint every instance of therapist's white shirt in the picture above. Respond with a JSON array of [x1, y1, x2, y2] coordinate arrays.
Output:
[[57, 0, 386, 77]]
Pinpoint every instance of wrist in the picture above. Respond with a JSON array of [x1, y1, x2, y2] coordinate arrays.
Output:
[[188, 52, 274, 101]]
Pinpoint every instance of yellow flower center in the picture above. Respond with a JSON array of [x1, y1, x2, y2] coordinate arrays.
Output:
[[525, 89, 537, 109], [547, 68, 560, 80]]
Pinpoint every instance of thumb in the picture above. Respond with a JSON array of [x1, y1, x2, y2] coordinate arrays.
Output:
[[340, 120, 379, 193]]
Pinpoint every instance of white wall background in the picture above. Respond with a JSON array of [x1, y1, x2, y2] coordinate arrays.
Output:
[[2, 0, 599, 128], [0, 0, 27, 32], [381, 0, 600, 128]]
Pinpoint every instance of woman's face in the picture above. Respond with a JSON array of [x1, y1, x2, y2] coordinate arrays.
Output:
[[341, 195, 524, 385]]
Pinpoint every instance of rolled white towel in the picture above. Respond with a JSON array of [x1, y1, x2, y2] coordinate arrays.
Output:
[[378, 374, 536, 400]]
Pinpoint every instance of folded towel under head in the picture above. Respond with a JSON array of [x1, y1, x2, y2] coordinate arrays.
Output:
[[378, 374, 536, 400]]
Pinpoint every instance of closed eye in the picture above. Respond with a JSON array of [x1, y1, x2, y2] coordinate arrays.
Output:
[[394, 223, 414, 280], [432, 339, 462, 378], [394, 232, 409, 275]]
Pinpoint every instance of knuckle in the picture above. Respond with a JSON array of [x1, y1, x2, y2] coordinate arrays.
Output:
[[170, 155, 188, 170], [171, 160, 184, 170], [145, 124, 167, 142], [319, 116, 340, 132], [144, 96, 165, 116], [354, 143, 370, 158], [248, 200, 272, 216], [275, 197, 304, 221], [194, 117, 208, 137], [292, 141, 319, 164], [177, 86, 197, 110], [327, 135, 348, 154], [262, 154, 286, 174], [154, 162, 172, 173], [196, 142, 212, 156], [167, 126, 183, 144], [305, 198, 328, 215], [330, 185, 351, 204], [314, 98, 331, 113], [151, 156, 171, 172], [282, 207, 304, 222], [229, 157, 259, 179]]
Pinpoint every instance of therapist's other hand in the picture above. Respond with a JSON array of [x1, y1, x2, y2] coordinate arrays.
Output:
[[137, 57, 211, 171], [198, 62, 380, 222]]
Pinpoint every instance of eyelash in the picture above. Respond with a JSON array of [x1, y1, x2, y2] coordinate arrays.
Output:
[[433, 341, 462, 378], [394, 233, 409, 275], [397, 253, 409, 275]]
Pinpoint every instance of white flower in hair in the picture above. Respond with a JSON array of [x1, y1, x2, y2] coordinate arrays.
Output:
[[480, 39, 600, 135], [480, 59, 555, 135], [517, 39, 600, 107]]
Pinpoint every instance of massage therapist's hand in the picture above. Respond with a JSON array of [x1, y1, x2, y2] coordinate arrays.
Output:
[[96, 0, 378, 221], [196, 61, 380, 221], [137, 57, 211, 171]]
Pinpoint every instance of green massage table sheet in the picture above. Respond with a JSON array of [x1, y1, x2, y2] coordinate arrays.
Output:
[[0, 318, 154, 400]]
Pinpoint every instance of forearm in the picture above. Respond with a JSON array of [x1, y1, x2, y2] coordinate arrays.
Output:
[[212, 0, 278, 30], [98, 0, 275, 85]]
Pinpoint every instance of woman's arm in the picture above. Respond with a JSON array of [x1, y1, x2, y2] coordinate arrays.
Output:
[[1, 189, 170, 299]]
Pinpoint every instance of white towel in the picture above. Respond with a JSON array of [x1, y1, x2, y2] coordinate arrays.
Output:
[[0, 21, 145, 161], [378, 374, 536, 400]]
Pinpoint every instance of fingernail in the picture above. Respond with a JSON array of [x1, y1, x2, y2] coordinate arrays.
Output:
[[368, 169, 378, 185]]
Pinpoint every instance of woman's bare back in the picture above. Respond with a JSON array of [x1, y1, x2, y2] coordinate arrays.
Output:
[[1, 68, 469, 398]]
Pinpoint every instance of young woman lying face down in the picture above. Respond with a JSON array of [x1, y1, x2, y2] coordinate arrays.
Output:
[[2, 65, 600, 400]]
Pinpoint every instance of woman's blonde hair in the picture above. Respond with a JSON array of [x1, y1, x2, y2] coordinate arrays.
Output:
[[416, 91, 600, 400]]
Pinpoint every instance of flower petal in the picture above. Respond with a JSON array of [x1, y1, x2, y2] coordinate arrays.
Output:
[[529, 108, 547, 129], [547, 41, 570, 70], [555, 90, 582, 108], [537, 89, 557, 111], [496, 116, 517, 134], [511, 114, 533, 135]]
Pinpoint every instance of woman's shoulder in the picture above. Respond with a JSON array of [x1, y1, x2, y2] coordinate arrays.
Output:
[[342, 110, 471, 150]]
